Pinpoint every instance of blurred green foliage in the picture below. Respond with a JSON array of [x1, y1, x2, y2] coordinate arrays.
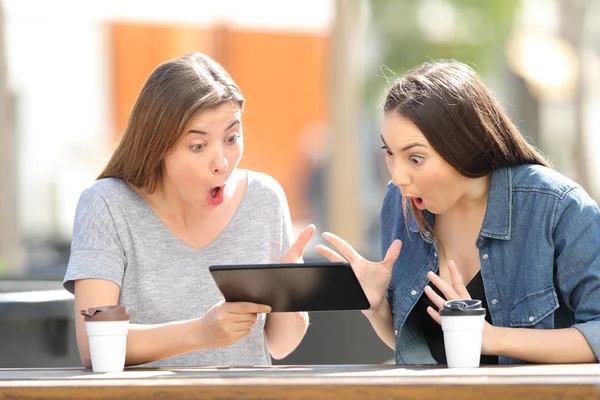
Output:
[[366, 0, 520, 103]]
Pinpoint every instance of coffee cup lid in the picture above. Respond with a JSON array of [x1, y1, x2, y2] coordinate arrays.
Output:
[[81, 305, 130, 321], [439, 299, 486, 316]]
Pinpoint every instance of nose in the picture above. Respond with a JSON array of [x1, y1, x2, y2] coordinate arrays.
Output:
[[390, 161, 411, 188], [211, 147, 228, 175]]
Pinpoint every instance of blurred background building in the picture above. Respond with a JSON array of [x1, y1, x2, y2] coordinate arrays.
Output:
[[1, 0, 599, 366]]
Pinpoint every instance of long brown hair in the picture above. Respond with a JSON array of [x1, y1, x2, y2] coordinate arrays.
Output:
[[383, 60, 550, 235], [98, 53, 244, 193]]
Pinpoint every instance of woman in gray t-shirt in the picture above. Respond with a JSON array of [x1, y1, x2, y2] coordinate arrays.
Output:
[[63, 53, 314, 368]]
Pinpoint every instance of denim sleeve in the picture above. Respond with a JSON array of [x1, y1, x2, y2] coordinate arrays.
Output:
[[553, 187, 600, 361], [380, 181, 397, 307]]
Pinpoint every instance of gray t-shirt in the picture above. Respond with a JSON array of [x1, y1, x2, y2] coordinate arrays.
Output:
[[63, 170, 292, 367]]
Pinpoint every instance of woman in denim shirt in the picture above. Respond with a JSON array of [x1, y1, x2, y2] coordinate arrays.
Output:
[[317, 60, 600, 364]]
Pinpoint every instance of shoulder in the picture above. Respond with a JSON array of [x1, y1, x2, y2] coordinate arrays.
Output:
[[510, 164, 580, 199], [246, 170, 287, 205], [75, 177, 137, 218], [80, 178, 137, 206], [509, 164, 599, 222]]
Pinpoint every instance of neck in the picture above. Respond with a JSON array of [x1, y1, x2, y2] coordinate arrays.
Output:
[[448, 175, 491, 217], [152, 179, 210, 227]]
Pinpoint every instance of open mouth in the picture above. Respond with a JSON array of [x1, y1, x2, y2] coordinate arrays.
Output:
[[210, 186, 221, 197], [413, 197, 425, 210], [405, 196, 426, 211], [208, 184, 226, 205]]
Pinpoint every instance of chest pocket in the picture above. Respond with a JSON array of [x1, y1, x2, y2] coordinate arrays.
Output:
[[509, 287, 559, 327]]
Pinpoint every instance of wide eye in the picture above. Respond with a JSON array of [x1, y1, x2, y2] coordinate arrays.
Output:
[[226, 134, 240, 145], [409, 155, 424, 165], [190, 143, 206, 152]]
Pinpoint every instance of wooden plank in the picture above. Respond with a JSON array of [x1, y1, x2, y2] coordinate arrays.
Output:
[[0, 364, 600, 400], [1, 363, 600, 400], [1, 383, 599, 400]]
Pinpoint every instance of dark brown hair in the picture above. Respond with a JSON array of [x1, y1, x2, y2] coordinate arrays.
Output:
[[383, 60, 550, 235], [98, 53, 244, 192]]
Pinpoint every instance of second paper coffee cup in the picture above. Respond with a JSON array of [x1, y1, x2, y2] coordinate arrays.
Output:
[[439, 299, 486, 368]]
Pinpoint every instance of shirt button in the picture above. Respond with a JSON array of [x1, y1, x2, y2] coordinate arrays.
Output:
[[395, 329, 398, 336], [482, 253, 489, 260], [411, 290, 417, 296], [529, 316, 535, 322], [491, 298, 498, 305], [433, 252, 438, 258], [424, 231, 431, 237]]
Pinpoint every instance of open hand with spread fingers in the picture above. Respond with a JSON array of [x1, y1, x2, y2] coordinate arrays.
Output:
[[424, 260, 496, 354], [316, 233, 402, 313]]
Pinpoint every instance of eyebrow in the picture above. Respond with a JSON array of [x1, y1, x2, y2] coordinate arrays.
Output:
[[400, 143, 428, 152], [380, 135, 428, 152], [187, 119, 240, 135]]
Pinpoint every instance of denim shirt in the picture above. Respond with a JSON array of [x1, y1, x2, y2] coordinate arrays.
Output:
[[380, 164, 600, 365]]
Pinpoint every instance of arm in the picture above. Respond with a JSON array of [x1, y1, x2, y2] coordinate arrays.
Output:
[[262, 178, 315, 360], [487, 325, 595, 363], [75, 279, 269, 367], [316, 233, 402, 350], [427, 251, 599, 363], [264, 224, 315, 359], [264, 312, 309, 360], [549, 186, 600, 361], [363, 298, 396, 350], [69, 190, 207, 367], [485, 187, 600, 363], [74, 279, 200, 367]]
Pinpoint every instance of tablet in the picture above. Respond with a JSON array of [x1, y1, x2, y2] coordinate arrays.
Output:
[[208, 262, 370, 312]]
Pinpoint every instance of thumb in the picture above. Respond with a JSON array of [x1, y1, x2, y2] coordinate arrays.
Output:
[[283, 224, 316, 262], [383, 239, 402, 266]]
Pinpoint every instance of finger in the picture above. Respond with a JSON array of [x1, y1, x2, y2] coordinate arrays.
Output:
[[315, 244, 347, 263], [226, 302, 272, 314], [233, 321, 254, 333], [427, 306, 441, 325], [282, 224, 316, 263], [230, 313, 258, 323], [322, 232, 361, 264], [424, 285, 445, 310], [382, 239, 402, 265], [427, 271, 459, 301], [448, 260, 471, 300]]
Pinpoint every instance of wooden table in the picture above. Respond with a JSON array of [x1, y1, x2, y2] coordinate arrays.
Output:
[[1, 364, 599, 399]]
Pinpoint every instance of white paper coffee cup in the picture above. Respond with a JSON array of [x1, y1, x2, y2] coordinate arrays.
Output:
[[81, 305, 130, 373], [439, 300, 486, 368]]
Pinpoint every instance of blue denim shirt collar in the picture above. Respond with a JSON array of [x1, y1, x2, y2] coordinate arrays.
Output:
[[407, 167, 512, 241], [480, 167, 512, 240]]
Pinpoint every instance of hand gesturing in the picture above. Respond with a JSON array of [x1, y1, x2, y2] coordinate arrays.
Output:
[[316, 232, 402, 312]]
